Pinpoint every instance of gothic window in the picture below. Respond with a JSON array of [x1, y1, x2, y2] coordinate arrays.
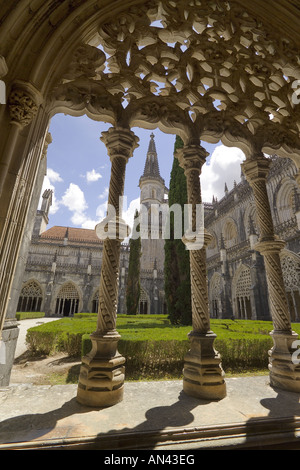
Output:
[[207, 234, 217, 253], [55, 282, 80, 317], [139, 288, 149, 315], [209, 273, 222, 318], [17, 280, 43, 312], [92, 290, 99, 314], [222, 219, 238, 249], [281, 253, 300, 321], [233, 266, 252, 319], [276, 182, 297, 224]]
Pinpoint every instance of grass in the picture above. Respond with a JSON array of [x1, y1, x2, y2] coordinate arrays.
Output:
[[24, 314, 300, 383]]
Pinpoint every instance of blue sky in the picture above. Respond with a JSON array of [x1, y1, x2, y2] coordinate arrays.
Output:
[[41, 113, 246, 231]]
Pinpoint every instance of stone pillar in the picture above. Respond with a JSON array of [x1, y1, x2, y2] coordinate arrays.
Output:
[[0, 84, 40, 197], [242, 156, 300, 392], [77, 127, 139, 407], [177, 144, 226, 401], [0, 133, 51, 386]]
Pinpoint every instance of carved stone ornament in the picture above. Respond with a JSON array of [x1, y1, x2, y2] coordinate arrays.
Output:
[[8, 88, 39, 127], [50, 0, 300, 155]]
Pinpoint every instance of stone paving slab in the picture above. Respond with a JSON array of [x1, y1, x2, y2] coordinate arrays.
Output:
[[0, 376, 300, 450]]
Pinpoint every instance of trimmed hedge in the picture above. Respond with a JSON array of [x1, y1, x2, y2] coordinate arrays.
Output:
[[25, 315, 287, 377], [16, 312, 45, 321]]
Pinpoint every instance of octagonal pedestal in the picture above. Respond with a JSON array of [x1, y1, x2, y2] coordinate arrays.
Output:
[[269, 330, 300, 393], [77, 330, 125, 407], [183, 331, 226, 401]]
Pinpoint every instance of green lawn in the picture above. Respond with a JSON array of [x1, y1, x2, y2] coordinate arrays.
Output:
[[24, 314, 300, 380]]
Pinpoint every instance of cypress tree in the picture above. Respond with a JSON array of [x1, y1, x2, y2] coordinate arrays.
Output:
[[164, 136, 192, 325], [126, 210, 141, 315]]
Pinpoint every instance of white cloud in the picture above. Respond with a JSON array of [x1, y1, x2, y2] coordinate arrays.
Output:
[[61, 183, 89, 225], [98, 186, 109, 199], [201, 145, 246, 202], [86, 169, 102, 183], [47, 168, 63, 184]]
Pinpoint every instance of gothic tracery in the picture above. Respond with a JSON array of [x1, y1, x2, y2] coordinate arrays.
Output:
[[51, 0, 300, 160]]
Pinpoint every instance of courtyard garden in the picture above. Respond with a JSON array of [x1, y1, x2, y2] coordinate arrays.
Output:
[[18, 313, 300, 383]]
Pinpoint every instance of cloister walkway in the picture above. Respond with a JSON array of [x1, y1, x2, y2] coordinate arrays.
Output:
[[0, 375, 300, 450]]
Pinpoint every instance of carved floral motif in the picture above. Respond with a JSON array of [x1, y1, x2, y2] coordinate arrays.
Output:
[[50, 0, 300, 155]]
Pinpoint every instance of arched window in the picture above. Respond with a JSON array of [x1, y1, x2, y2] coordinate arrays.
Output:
[[92, 290, 99, 314], [17, 280, 43, 312], [139, 287, 149, 315], [276, 181, 297, 224], [209, 273, 222, 318], [55, 282, 80, 317], [222, 219, 238, 249], [233, 265, 252, 319]]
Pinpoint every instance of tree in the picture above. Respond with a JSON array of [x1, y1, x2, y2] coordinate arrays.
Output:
[[126, 210, 141, 315], [164, 136, 192, 325]]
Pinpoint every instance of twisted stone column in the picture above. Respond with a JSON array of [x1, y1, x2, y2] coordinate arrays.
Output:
[[242, 157, 300, 392], [177, 145, 226, 400], [77, 127, 139, 407]]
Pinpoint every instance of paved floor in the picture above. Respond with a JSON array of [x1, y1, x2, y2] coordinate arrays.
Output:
[[1, 375, 300, 450], [2, 319, 300, 450]]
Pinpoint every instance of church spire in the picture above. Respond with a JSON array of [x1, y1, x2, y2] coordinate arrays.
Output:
[[141, 133, 162, 180], [139, 132, 166, 205]]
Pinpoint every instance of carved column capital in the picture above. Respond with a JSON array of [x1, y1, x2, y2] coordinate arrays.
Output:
[[176, 145, 208, 174], [100, 127, 139, 163], [241, 156, 271, 184]]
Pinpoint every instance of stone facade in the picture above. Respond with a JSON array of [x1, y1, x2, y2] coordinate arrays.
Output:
[[206, 156, 300, 323], [19, 149, 300, 323], [19, 134, 167, 317]]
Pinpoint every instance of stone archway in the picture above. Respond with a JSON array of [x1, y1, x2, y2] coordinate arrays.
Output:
[[232, 264, 252, 319], [222, 218, 239, 249], [55, 282, 81, 317], [17, 279, 43, 313], [139, 287, 150, 315], [1, 0, 300, 403]]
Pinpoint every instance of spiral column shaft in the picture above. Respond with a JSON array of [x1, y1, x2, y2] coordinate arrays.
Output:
[[242, 157, 300, 392], [177, 144, 226, 401], [77, 127, 139, 407]]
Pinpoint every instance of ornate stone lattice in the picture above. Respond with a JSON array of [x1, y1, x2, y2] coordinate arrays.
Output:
[[235, 265, 251, 299], [210, 272, 222, 302], [18, 280, 43, 312], [55, 282, 80, 316], [52, 0, 300, 157], [281, 254, 300, 291], [20, 280, 42, 298], [57, 282, 80, 300]]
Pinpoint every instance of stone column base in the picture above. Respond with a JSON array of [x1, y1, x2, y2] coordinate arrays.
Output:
[[269, 330, 300, 393], [183, 331, 226, 401], [77, 330, 125, 407]]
